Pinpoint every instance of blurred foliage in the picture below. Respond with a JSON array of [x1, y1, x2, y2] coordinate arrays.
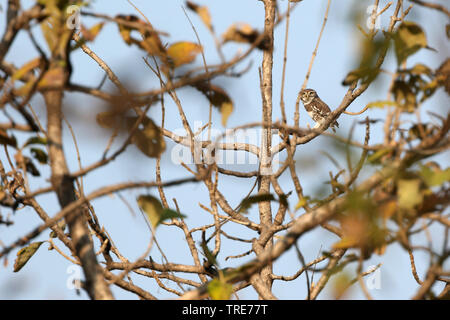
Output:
[[13, 242, 44, 273], [137, 195, 185, 229]]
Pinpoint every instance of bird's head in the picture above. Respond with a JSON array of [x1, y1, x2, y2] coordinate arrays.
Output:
[[299, 89, 317, 105]]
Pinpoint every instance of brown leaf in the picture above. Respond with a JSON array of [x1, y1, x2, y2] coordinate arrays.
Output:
[[81, 22, 104, 41], [222, 23, 270, 50], [139, 30, 166, 57], [192, 82, 234, 126], [436, 58, 450, 95], [14, 242, 44, 272], [96, 111, 119, 129], [0, 129, 17, 148], [186, 1, 213, 31], [130, 117, 166, 158], [116, 14, 166, 58], [116, 14, 140, 45], [391, 80, 417, 112]]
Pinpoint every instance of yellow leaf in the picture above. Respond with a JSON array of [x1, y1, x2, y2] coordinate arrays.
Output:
[[366, 100, 397, 109], [80, 22, 104, 42], [167, 41, 202, 68], [333, 236, 359, 249], [118, 23, 133, 45], [397, 179, 423, 210], [41, 20, 57, 52], [197, 6, 212, 31], [137, 195, 185, 228], [394, 21, 429, 65], [221, 102, 233, 127], [138, 195, 163, 228], [208, 278, 233, 300], [295, 197, 307, 211], [139, 31, 166, 57], [12, 58, 42, 81]]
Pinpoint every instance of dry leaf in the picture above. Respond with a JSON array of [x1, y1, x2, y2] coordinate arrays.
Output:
[[192, 82, 234, 126], [167, 41, 202, 68], [130, 117, 166, 158], [14, 242, 44, 272], [186, 1, 213, 31]]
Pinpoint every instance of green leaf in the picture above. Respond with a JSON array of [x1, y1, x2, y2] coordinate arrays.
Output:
[[367, 148, 392, 164], [397, 179, 423, 210], [137, 195, 185, 228], [30, 148, 48, 164], [23, 136, 47, 148], [419, 165, 450, 187], [394, 21, 429, 65], [238, 193, 275, 213], [207, 278, 233, 300], [160, 208, 187, 222], [14, 242, 44, 272]]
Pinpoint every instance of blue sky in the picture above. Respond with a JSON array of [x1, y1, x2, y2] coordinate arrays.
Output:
[[0, 0, 449, 299]]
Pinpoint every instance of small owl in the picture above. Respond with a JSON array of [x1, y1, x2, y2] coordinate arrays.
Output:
[[300, 89, 339, 133]]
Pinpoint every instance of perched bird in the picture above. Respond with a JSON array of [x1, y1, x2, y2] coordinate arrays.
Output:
[[299, 89, 339, 133]]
